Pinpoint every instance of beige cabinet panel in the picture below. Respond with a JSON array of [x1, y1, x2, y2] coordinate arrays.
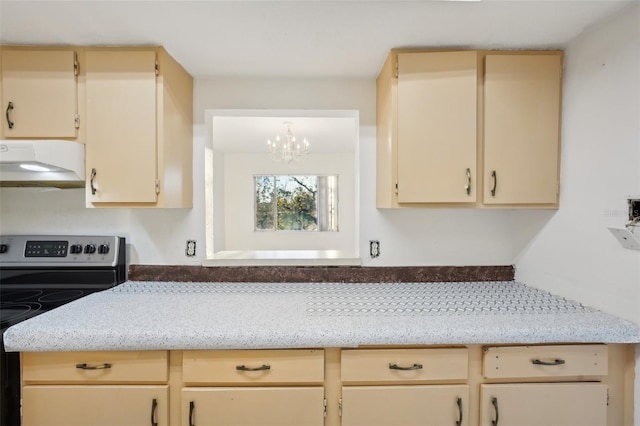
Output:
[[480, 383, 607, 426], [182, 387, 325, 426], [23, 351, 168, 383], [483, 344, 607, 379], [1, 49, 78, 138], [85, 49, 158, 203], [341, 347, 468, 384], [183, 349, 324, 384], [483, 53, 562, 205], [22, 385, 168, 426], [397, 51, 477, 203], [342, 385, 468, 426]]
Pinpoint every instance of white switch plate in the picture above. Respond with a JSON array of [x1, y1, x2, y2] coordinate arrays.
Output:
[[608, 227, 640, 251]]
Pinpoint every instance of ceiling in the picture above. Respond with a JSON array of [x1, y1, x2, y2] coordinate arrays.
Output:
[[0, 0, 633, 79]]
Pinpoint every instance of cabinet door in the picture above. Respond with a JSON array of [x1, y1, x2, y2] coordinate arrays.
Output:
[[1, 49, 78, 137], [22, 385, 168, 426], [480, 383, 607, 426], [182, 387, 325, 426], [85, 50, 158, 204], [483, 53, 562, 205], [342, 385, 468, 426], [397, 51, 477, 203]]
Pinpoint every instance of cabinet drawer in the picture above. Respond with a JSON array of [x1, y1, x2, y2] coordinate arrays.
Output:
[[22, 351, 168, 383], [182, 349, 324, 385], [341, 348, 468, 383], [483, 344, 607, 379]]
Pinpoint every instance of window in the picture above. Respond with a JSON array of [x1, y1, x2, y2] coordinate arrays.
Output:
[[255, 175, 338, 232]]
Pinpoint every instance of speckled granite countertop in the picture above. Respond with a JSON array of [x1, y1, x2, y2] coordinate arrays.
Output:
[[4, 281, 640, 352]]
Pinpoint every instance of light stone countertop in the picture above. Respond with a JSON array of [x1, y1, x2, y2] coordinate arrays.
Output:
[[4, 281, 640, 352]]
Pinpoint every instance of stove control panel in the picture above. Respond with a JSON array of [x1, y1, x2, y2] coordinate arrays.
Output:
[[0, 235, 123, 267]]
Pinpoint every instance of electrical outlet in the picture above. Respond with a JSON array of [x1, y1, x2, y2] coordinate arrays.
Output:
[[369, 240, 380, 258], [185, 240, 197, 257], [629, 198, 640, 222]]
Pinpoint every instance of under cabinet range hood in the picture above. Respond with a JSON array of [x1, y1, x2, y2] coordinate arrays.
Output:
[[0, 140, 85, 188]]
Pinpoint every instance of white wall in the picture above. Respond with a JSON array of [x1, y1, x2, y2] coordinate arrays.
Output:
[[514, 3, 640, 423], [220, 152, 356, 251]]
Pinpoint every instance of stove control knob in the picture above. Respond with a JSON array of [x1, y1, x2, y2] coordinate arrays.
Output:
[[0, 244, 8, 254], [98, 244, 110, 254], [70, 244, 83, 254], [84, 244, 96, 254]]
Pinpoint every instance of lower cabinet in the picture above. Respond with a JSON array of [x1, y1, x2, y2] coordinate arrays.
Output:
[[342, 385, 468, 426], [182, 387, 325, 426], [480, 383, 607, 426], [19, 345, 634, 426], [22, 385, 168, 426]]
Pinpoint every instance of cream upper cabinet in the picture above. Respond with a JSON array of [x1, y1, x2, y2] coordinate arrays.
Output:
[[396, 51, 478, 204], [483, 53, 562, 206], [85, 47, 193, 208], [377, 49, 563, 209], [1, 48, 78, 138]]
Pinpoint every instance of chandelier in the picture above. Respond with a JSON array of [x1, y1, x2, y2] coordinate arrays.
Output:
[[267, 122, 309, 163]]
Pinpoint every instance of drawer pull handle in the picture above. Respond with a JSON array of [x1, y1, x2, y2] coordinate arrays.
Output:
[[388, 363, 423, 370], [75, 363, 112, 370], [189, 401, 195, 426], [151, 398, 158, 426], [236, 364, 271, 371], [532, 358, 566, 366], [456, 397, 463, 426], [491, 397, 499, 426]]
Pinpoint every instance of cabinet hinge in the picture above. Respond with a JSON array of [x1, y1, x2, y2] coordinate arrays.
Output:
[[155, 59, 159, 76], [155, 178, 160, 194], [74, 114, 80, 129], [323, 398, 327, 417], [73, 52, 79, 76], [338, 397, 343, 417], [394, 61, 398, 78], [607, 389, 610, 406], [395, 180, 399, 195]]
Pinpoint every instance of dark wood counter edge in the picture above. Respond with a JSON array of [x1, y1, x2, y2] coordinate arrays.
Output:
[[128, 265, 515, 283]]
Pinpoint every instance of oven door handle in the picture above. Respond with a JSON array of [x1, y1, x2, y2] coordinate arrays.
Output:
[[75, 363, 112, 370]]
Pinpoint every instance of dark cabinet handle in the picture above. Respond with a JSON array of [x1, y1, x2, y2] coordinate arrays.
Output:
[[490, 170, 497, 197], [491, 397, 499, 426], [189, 401, 195, 426], [150, 398, 158, 426], [236, 364, 271, 371], [75, 363, 112, 370], [532, 358, 566, 366], [465, 168, 471, 195], [6, 102, 14, 129], [90, 168, 97, 195], [388, 363, 423, 370], [456, 397, 463, 426]]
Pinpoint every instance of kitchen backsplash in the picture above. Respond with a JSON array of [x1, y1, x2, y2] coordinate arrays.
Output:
[[128, 265, 514, 283]]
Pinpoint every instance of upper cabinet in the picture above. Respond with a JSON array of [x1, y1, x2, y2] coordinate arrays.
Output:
[[377, 49, 563, 209], [483, 53, 562, 206], [1, 47, 79, 138], [84, 47, 193, 208]]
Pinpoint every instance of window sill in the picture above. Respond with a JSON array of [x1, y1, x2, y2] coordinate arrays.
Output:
[[203, 250, 361, 267]]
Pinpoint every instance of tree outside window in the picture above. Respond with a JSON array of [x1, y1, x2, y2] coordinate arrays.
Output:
[[255, 175, 338, 232]]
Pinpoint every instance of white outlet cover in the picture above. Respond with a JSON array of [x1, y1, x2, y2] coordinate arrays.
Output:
[[608, 227, 640, 251]]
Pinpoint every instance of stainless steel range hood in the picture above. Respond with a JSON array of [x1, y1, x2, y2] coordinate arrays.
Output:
[[0, 140, 85, 188]]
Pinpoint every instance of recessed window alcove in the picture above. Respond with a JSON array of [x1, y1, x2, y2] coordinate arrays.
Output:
[[204, 109, 360, 266]]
